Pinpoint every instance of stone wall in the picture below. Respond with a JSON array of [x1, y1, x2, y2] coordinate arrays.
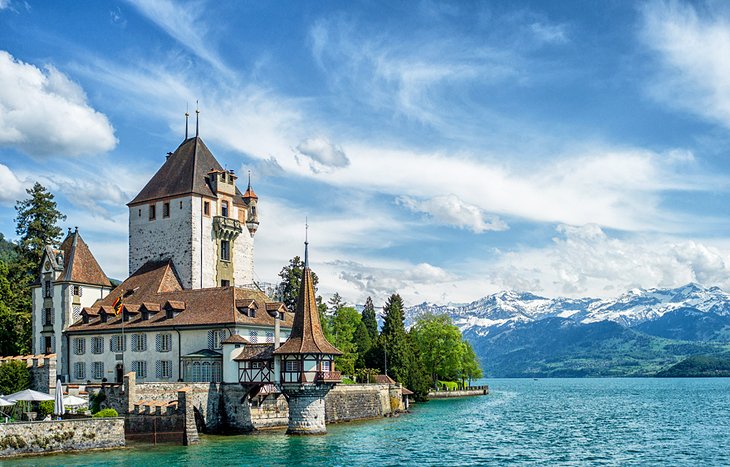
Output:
[[427, 386, 489, 398], [0, 418, 125, 458], [325, 383, 396, 422], [0, 354, 56, 394]]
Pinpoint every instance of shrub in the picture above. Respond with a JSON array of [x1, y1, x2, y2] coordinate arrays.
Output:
[[92, 408, 118, 418], [438, 381, 459, 391], [89, 391, 106, 414], [341, 376, 356, 385], [0, 360, 30, 395], [37, 400, 54, 418]]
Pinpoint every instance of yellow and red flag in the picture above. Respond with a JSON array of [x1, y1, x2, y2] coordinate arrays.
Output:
[[112, 294, 123, 315]]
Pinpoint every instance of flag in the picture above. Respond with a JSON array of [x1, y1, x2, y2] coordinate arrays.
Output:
[[112, 294, 123, 315]]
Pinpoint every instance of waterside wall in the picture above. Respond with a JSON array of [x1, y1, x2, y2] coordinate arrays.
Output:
[[0, 418, 125, 458], [427, 386, 489, 399]]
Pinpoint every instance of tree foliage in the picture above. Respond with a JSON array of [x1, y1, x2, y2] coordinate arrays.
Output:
[[330, 306, 361, 375], [277, 255, 320, 312], [0, 360, 30, 395], [361, 296, 378, 341], [15, 182, 66, 267]]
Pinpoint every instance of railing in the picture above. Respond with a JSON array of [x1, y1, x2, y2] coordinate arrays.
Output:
[[213, 216, 242, 238], [280, 370, 342, 384]]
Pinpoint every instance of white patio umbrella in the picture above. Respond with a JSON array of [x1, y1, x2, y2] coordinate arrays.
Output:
[[0, 397, 14, 407], [53, 379, 64, 416], [4, 389, 54, 402], [63, 394, 87, 407]]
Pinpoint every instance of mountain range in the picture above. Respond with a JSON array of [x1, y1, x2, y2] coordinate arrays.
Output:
[[404, 283, 730, 377]]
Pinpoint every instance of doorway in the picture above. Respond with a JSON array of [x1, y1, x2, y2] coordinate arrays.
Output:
[[116, 363, 124, 383]]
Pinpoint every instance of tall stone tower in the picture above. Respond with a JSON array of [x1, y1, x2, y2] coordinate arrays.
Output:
[[128, 136, 259, 289], [273, 240, 342, 435]]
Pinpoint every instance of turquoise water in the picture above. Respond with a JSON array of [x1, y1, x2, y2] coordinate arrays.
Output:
[[5, 378, 730, 466]]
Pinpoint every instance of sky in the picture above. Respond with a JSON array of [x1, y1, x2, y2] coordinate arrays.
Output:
[[3, 1, 730, 307]]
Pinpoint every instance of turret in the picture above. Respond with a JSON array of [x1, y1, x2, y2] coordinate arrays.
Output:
[[243, 172, 259, 236]]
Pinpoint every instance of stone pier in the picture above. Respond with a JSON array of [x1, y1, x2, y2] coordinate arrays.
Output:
[[284, 386, 330, 435]]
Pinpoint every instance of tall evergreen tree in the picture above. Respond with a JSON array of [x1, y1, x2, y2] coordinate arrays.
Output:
[[361, 296, 378, 341], [352, 319, 372, 368], [15, 182, 67, 266]]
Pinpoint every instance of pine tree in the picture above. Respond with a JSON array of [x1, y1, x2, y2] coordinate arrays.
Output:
[[361, 296, 378, 341], [15, 182, 67, 266], [352, 319, 372, 368]]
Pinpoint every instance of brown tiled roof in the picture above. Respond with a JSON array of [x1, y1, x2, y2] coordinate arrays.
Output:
[[67, 260, 293, 332], [222, 334, 250, 344], [274, 264, 341, 356], [243, 184, 258, 200], [401, 388, 414, 395], [128, 137, 248, 207], [374, 374, 396, 385], [58, 229, 112, 287], [234, 344, 274, 361]]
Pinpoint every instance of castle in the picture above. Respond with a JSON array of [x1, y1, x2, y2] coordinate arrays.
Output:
[[29, 132, 345, 434]]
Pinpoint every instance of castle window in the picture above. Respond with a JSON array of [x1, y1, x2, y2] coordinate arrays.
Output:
[[91, 336, 104, 354], [44, 280, 52, 298], [149, 204, 156, 220], [138, 209, 141, 217], [201, 362, 212, 382], [192, 362, 201, 382], [204, 201, 210, 216], [74, 362, 86, 380], [220, 240, 230, 261], [221, 201, 229, 217], [110, 335, 126, 352], [212, 362, 221, 382], [156, 333, 172, 352], [131, 334, 147, 352], [44, 308, 52, 326], [208, 329, 225, 350], [73, 337, 86, 355], [73, 285, 82, 296], [285, 360, 300, 372], [92, 362, 104, 380], [156, 360, 173, 379], [163, 202, 170, 218], [132, 361, 147, 379], [44, 336, 52, 354], [179, 200, 183, 209], [221, 279, 230, 287]]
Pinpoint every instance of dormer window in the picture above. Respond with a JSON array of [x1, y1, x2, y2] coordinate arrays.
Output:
[[221, 201, 229, 217]]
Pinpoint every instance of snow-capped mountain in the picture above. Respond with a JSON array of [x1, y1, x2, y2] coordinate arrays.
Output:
[[405, 283, 730, 336]]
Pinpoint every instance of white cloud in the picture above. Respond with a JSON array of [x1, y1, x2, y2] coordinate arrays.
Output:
[[642, 1, 730, 127], [0, 163, 25, 205], [0, 51, 117, 157], [397, 194, 508, 233], [529, 22, 568, 44], [124, 0, 231, 75], [488, 224, 730, 297], [0, 0, 10, 10], [295, 137, 350, 172]]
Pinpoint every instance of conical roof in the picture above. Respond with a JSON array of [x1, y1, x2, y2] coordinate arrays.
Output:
[[128, 137, 247, 206], [274, 257, 341, 356]]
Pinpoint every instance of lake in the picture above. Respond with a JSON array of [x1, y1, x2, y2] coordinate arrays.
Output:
[[4, 378, 730, 466]]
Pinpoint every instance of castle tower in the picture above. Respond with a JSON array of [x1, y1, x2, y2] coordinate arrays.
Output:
[[32, 228, 112, 380], [273, 240, 341, 435], [128, 137, 259, 289]]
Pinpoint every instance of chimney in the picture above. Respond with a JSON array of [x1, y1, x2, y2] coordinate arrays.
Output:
[[274, 313, 281, 349]]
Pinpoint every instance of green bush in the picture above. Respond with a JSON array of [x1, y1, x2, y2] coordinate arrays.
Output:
[[89, 391, 106, 414], [438, 380, 459, 391], [0, 360, 30, 395], [92, 408, 118, 418], [341, 376, 356, 385], [37, 400, 54, 418]]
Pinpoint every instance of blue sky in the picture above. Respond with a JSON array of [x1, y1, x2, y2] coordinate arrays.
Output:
[[2, 0, 730, 306]]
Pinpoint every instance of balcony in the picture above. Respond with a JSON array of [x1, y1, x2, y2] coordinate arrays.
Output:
[[213, 216, 242, 240], [280, 370, 342, 384]]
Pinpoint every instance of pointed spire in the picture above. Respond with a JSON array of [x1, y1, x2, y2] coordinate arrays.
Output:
[[185, 103, 189, 140], [247, 169, 252, 189], [304, 218, 309, 268], [195, 100, 200, 137]]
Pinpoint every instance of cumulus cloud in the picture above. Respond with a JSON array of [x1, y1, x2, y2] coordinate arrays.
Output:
[[294, 137, 350, 173], [334, 259, 454, 301], [0, 51, 117, 157], [397, 194, 508, 233], [0, 163, 26, 204], [489, 224, 730, 297], [641, 1, 730, 128]]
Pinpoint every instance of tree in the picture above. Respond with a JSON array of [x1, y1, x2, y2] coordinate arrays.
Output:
[[0, 360, 30, 395], [412, 314, 465, 386], [328, 293, 345, 313], [15, 182, 66, 267], [460, 341, 483, 386], [0, 259, 32, 355], [329, 306, 361, 375], [352, 319, 372, 368], [361, 296, 378, 341], [277, 255, 319, 312]]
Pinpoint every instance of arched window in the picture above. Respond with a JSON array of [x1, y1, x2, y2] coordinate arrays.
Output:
[[192, 362, 201, 382], [201, 362, 212, 382], [212, 362, 221, 383]]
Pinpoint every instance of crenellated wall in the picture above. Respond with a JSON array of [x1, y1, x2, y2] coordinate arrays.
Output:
[[0, 355, 56, 394]]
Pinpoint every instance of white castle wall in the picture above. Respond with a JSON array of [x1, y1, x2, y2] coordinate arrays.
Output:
[[129, 197, 194, 288]]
